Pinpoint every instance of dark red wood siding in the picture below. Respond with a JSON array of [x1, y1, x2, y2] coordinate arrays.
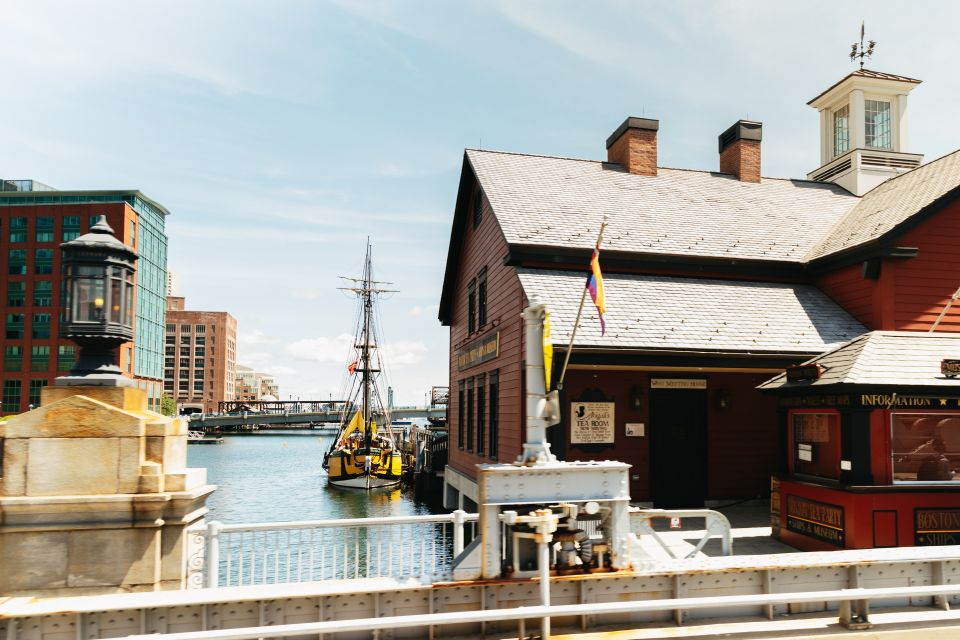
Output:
[[447, 180, 525, 478], [816, 264, 876, 328]]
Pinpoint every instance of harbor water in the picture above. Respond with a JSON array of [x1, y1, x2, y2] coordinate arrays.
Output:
[[188, 430, 441, 524]]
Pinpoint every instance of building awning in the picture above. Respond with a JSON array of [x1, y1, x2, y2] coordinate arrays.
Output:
[[517, 269, 866, 356], [759, 331, 960, 389]]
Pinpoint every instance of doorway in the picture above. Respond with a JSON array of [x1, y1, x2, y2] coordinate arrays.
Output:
[[649, 384, 708, 508]]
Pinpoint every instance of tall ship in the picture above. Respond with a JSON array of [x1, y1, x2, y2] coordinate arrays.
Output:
[[323, 242, 405, 489]]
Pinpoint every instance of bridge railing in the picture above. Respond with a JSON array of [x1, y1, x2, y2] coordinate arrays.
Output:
[[191, 511, 478, 588]]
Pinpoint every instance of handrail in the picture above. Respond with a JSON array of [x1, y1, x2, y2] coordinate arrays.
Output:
[[213, 512, 478, 534], [119, 582, 960, 640]]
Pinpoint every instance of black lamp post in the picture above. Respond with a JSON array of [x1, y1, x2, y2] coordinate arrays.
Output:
[[57, 215, 138, 386]]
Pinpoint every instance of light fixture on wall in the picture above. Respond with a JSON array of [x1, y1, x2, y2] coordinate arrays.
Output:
[[716, 389, 731, 409], [629, 385, 644, 410]]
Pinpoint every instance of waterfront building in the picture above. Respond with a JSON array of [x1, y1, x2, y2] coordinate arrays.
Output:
[[164, 296, 237, 413], [438, 66, 960, 511], [235, 364, 280, 402], [0, 180, 168, 413]]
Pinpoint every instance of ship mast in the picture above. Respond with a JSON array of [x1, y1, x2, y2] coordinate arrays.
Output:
[[361, 242, 373, 449]]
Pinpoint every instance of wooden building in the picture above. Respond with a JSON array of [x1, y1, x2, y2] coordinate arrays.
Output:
[[438, 67, 960, 511]]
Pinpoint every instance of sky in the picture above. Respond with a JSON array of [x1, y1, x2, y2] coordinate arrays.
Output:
[[3, 0, 960, 405]]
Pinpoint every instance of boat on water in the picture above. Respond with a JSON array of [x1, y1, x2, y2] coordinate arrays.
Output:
[[323, 242, 406, 489]]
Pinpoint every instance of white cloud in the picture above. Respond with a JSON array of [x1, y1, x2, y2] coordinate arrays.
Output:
[[285, 334, 355, 363], [408, 305, 423, 317], [237, 329, 277, 347], [382, 340, 428, 367]]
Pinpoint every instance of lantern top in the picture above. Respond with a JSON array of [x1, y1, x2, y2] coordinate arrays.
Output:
[[62, 215, 138, 260]]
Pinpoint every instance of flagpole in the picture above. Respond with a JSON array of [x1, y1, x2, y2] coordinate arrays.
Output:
[[557, 217, 607, 391]]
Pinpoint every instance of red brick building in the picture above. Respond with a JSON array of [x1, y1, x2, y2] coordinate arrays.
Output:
[[438, 68, 960, 510]]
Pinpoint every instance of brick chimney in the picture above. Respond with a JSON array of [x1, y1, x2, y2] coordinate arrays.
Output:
[[606, 117, 658, 176], [718, 120, 762, 183]]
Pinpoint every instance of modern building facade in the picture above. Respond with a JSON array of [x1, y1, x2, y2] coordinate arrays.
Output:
[[0, 181, 169, 413], [235, 365, 280, 402], [438, 66, 960, 511], [164, 297, 237, 413]]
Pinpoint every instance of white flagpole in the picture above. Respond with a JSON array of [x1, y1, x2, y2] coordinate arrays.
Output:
[[556, 218, 608, 391]]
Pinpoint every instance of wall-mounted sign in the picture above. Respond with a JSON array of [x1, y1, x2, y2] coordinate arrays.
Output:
[[860, 394, 936, 408], [650, 379, 707, 390], [457, 331, 499, 371], [785, 495, 845, 547], [570, 402, 615, 444], [942, 360, 960, 378], [430, 386, 449, 406], [786, 364, 822, 383], [915, 508, 960, 546], [625, 422, 645, 437]]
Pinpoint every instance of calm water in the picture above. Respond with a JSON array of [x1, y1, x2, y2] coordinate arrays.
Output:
[[188, 431, 438, 524]]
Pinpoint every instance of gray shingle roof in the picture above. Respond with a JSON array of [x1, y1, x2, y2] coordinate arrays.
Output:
[[805, 150, 960, 260], [759, 331, 960, 389], [516, 269, 866, 354], [468, 149, 857, 263]]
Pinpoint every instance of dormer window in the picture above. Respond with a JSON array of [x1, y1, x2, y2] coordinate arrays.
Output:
[[832, 105, 849, 157], [865, 99, 892, 149]]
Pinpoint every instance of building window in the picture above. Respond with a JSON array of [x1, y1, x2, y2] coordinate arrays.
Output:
[[489, 370, 499, 459], [166, 323, 176, 333], [195, 324, 206, 334], [165, 335, 176, 345], [34, 249, 53, 275], [2, 380, 21, 412], [180, 335, 191, 345], [180, 346, 190, 356], [28, 379, 46, 407], [9, 217, 26, 243], [6, 313, 24, 339], [466, 377, 474, 453], [164, 368, 174, 380], [7, 282, 25, 307], [4, 346, 22, 372], [195, 336, 205, 346], [476, 373, 486, 456], [792, 411, 841, 480], [179, 358, 190, 368], [89, 215, 102, 226], [467, 279, 476, 334], [472, 189, 483, 228], [892, 413, 960, 482], [8, 249, 26, 275], [179, 381, 189, 391], [31, 346, 50, 372], [179, 369, 189, 379], [57, 345, 76, 371], [62, 216, 81, 242], [194, 358, 205, 369], [31, 313, 51, 339], [833, 105, 849, 157], [865, 99, 892, 149], [130, 220, 136, 246], [195, 346, 205, 357], [181, 324, 191, 333], [458, 380, 465, 450], [194, 369, 204, 379], [194, 381, 205, 392], [165, 357, 174, 368], [477, 267, 487, 327], [33, 281, 52, 307], [35, 217, 54, 242]]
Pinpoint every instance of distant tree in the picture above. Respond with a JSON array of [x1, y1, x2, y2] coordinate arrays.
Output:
[[161, 394, 176, 417]]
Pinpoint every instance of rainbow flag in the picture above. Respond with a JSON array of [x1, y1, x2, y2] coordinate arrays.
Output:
[[586, 248, 605, 335]]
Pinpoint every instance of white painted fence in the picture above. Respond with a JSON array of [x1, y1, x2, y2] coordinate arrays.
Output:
[[191, 511, 478, 588]]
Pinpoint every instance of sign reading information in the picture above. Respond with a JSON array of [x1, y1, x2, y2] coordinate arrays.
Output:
[[915, 508, 960, 546], [570, 402, 615, 444], [785, 495, 845, 547], [457, 332, 499, 371]]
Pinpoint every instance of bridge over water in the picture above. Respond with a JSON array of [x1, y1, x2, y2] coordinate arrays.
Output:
[[189, 400, 447, 430]]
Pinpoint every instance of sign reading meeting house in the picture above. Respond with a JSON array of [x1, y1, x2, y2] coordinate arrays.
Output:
[[570, 402, 615, 444], [457, 332, 499, 371]]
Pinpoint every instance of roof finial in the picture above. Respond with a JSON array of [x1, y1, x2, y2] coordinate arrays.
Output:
[[849, 21, 876, 69]]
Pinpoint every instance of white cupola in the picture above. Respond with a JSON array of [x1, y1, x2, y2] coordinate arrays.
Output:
[[807, 69, 922, 196]]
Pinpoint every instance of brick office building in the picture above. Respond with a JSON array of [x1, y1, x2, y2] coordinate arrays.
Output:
[[438, 67, 960, 510], [164, 297, 237, 414], [0, 181, 169, 413]]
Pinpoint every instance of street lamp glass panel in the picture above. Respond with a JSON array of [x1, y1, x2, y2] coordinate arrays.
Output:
[[75, 278, 107, 323]]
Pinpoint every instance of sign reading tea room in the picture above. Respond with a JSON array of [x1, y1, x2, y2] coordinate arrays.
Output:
[[570, 402, 615, 444]]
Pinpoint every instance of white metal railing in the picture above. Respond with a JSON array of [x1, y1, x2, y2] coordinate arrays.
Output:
[[193, 511, 478, 588], [119, 582, 960, 640], [630, 508, 733, 558]]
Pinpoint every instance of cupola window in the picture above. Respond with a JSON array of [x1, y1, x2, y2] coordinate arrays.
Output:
[[833, 105, 849, 157], [864, 99, 892, 149]]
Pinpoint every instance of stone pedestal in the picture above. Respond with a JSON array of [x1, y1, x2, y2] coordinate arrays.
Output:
[[0, 386, 215, 596]]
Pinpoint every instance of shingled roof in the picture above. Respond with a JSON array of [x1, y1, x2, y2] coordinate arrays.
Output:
[[759, 331, 960, 389], [517, 269, 866, 355], [805, 149, 960, 261], [468, 149, 856, 263]]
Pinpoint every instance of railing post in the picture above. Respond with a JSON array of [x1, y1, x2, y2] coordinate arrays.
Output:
[[205, 520, 223, 589], [452, 510, 466, 556]]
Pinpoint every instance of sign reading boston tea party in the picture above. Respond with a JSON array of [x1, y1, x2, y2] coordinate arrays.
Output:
[[570, 402, 615, 444], [457, 332, 499, 371], [785, 495, 845, 547], [915, 508, 960, 546]]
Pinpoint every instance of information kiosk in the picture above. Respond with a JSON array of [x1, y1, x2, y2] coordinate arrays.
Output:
[[760, 331, 960, 551]]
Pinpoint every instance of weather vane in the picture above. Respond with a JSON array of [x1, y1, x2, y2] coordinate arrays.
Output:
[[849, 22, 876, 69]]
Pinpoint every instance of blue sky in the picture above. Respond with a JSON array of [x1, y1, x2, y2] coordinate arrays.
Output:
[[3, 1, 959, 404]]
